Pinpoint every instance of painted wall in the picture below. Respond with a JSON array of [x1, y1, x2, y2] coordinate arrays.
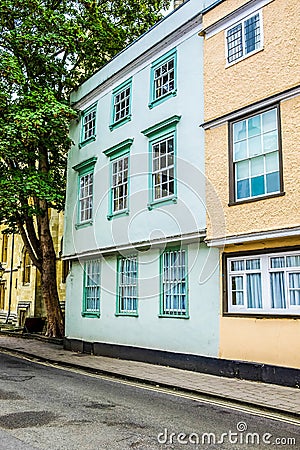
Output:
[[219, 237, 300, 369], [205, 96, 300, 240], [203, 0, 300, 121], [65, 243, 220, 357], [64, 28, 207, 258]]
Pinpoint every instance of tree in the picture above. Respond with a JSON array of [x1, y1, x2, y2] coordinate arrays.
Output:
[[0, 0, 170, 337]]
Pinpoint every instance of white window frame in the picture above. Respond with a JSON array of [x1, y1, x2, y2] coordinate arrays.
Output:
[[152, 134, 175, 202], [225, 11, 263, 66], [231, 106, 281, 202], [117, 256, 138, 315], [112, 154, 129, 214], [227, 251, 300, 315], [79, 172, 93, 223], [83, 260, 101, 317], [161, 249, 188, 317]]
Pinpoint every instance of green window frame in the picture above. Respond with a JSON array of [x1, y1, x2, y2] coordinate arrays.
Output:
[[229, 106, 283, 204], [73, 157, 97, 229], [149, 48, 177, 109], [142, 115, 181, 210], [82, 259, 101, 318], [103, 139, 133, 220], [116, 255, 138, 316], [159, 246, 189, 318], [79, 103, 97, 148], [110, 78, 132, 131]]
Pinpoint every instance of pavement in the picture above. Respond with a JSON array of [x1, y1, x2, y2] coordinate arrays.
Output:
[[0, 333, 300, 420]]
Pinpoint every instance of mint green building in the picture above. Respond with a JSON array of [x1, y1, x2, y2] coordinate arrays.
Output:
[[63, 0, 221, 367]]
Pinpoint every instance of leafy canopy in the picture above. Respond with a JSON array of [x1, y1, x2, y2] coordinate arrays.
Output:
[[0, 0, 170, 231]]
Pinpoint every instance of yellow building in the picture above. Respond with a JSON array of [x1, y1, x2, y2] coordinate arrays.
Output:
[[202, 0, 300, 370], [0, 211, 67, 328]]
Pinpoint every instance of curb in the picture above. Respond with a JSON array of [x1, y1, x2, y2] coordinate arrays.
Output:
[[0, 345, 299, 421]]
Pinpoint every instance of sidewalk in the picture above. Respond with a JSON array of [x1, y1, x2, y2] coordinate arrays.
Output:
[[0, 333, 300, 419]]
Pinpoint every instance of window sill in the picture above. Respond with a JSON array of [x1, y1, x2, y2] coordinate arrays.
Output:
[[79, 135, 96, 148], [158, 314, 189, 319], [229, 191, 285, 206], [75, 220, 93, 230], [148, 196, 177, 210], [109, 116, 131, 131], [226, 47, 264, 68], [107, 210, 129, 221], [115, 313, 139, 317], [148, 90, 177, 109], [81, 312, 100, 318]]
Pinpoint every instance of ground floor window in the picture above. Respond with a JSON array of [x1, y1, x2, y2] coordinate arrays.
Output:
[[226, 250, 300, 314], [82, 260, 101, 317], [160, 248, 188, 317], [116, 256, 138, 315]]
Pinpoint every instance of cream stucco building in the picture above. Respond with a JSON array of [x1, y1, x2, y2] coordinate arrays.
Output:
[[0, 211, 67, 328], [202, 0, 300, 376]]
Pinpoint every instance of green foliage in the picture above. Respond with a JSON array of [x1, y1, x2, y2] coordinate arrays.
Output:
[[0, 0, 170, 232]]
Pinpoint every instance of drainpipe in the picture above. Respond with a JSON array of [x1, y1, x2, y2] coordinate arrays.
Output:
[[5, 233, 14, 324]]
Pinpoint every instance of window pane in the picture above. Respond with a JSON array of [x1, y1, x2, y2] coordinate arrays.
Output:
[[233, 120, 246, 142], [248, 115, 261, 137], [227, 24, 243, 63], [250, 156, 264, 177], [263, 130, 278, 152], [289, 273, 300, 306], [231, 260, 244, 271], [234, 141, 247, 161], [265, 151, 279, 173], [232, 290, 244, 306], [270, 257, 285, 268], [232, 276, 243, 290], [270, 272, 286, 308], [246, 259, 260, 270], [286, 256, 300, 267], [237, 179, 250, 199], [251, 175, 265, 196], [247, 273, 262, 308], [244, 14, 260, 54], [236, 160, 249, 180], [248, 135, 262, 157], [262, 109, 277, 133], [266, 171, 280, 193]]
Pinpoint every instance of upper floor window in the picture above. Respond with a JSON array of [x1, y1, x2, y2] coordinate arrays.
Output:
[[73, 157, 97, 228], [142, 115, 181, 210], [79, 103, 97, 148], [110, 78, 132, 131], [103, 139, 133, 220], [1, 234, 8, 263], [160, 248, 188, 318], [149, 48, 177, 109], [226, 12, 262, 64], [226, 251, 300, 315], [230, 106, 282, 203], [23, 250, 31, 284]]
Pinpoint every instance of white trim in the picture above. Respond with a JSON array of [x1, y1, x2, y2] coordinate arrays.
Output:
[[225, 10, 264, 67], [201, 85, 300, 130], [206, 227, 300, 248], [205, 0, 274, 39], [227, 250, 300, 314], [62, 230, 206, 260]]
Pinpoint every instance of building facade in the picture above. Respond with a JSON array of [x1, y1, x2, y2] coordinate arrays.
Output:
[[202, 0, 300, 373], [0, 211, 67, 327], [63, 0, 221, 364]]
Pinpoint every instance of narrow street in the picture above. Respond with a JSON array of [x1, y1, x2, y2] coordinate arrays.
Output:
[[0, 352, 298, 449]]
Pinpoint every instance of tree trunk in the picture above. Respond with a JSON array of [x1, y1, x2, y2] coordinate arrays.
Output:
[[39, 210, 64, 338]]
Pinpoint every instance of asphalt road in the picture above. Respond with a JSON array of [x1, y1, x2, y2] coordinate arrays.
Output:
[[0, 352, 299, 450]]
